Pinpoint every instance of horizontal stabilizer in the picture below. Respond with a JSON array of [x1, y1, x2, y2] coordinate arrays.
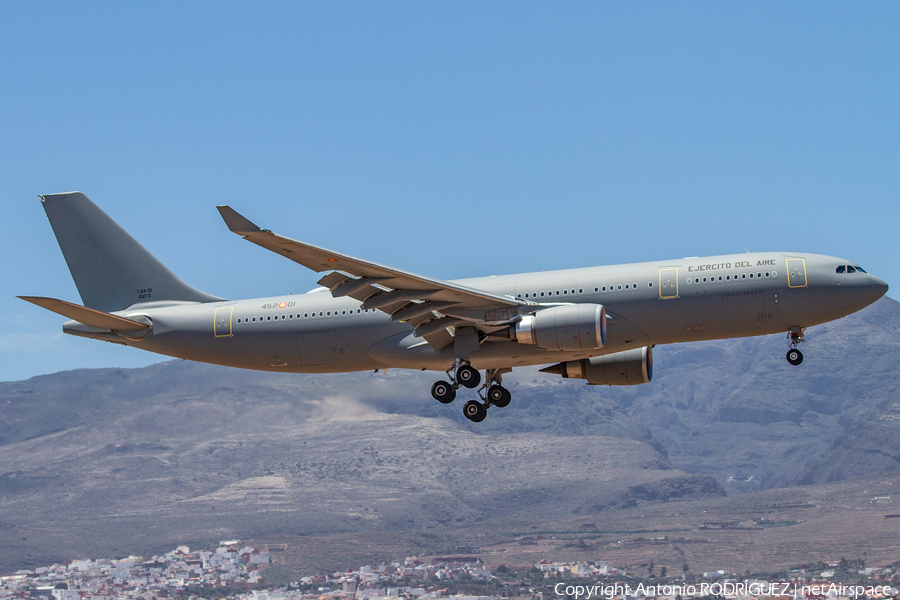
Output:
[[18, 296, 151, 331]]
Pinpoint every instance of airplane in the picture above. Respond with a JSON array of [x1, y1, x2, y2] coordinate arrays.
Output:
[[20, 192, 889, 422]]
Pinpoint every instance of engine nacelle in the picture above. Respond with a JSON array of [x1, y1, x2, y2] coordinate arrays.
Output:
[[513, 304, 607, 351], [542, 346, 653, 386]]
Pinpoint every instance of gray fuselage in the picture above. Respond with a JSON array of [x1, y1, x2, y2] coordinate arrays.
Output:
[[66, 251, 887, 374]]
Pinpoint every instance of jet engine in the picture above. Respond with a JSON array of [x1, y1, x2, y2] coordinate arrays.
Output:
[[540, 346, 653, 386], [512, 304, 606, 351]]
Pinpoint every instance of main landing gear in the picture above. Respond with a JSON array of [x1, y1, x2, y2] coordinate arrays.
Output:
[[430, 362, 511, 422], [786, 326, 806, 366]]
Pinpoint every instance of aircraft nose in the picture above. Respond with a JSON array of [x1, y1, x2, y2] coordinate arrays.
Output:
[[832, 272, 888, 315], [854, 274, 889, 306], [871, 276, 889, 301]]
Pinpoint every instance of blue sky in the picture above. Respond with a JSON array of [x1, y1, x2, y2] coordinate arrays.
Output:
[[2, 2, 898, 382]]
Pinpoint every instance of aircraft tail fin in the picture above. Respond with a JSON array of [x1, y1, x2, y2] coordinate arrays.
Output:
[[39, 192, 224, 312]]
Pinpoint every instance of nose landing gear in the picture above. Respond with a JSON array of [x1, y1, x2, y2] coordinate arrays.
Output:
[[429, 364, 512, 422], [786, 326, 806, 366]]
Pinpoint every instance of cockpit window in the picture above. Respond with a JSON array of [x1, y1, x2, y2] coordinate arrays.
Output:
[[837, 264, 867, 274]]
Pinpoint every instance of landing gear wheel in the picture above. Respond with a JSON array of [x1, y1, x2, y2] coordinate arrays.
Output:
[[786, 348, 803, 366], [463, 400, 487, 422], [456, 364, 481, 389], [431, 381, 456, 404], [487, 385, 511, 408]]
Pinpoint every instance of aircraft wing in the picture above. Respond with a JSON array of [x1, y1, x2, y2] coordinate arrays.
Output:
[[217, 206, 522, 349]]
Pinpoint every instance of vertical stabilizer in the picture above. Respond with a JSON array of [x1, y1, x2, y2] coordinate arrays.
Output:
[[40, 192, 224, 311]]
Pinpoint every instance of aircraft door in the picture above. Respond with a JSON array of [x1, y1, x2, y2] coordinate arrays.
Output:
[[658, 268, 679, 299], [214, 307, 233, 337], [786, 258, 808, 288]]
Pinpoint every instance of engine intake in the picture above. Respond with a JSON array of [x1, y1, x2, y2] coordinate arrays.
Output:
[[513, 304, 606, 351], [541, 346, 653, 386]]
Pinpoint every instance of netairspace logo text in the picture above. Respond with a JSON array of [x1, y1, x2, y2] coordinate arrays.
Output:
[[554, 582, 894, 599]]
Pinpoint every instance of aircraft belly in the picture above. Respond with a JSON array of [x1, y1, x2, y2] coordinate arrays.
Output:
[[296, 329, 339, 365], [138, 308, 399, 373], [368, 326, 651, 372], [606, 294, 758, 345], [141, 329, 298, 370], [611, 283, 845, 346], [776, 287, 845, 328], [368, 331, 452, 370], [722, 291, 768, 327]]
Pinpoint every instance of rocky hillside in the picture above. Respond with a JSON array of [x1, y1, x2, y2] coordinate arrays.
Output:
[[603, 296, 900, 494], [0, 361, 715, 573]]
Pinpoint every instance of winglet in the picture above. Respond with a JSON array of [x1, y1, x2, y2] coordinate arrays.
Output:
[[217, 206, 262, 234]]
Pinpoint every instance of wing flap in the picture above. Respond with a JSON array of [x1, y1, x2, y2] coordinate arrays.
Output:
[[347, 285, 385, 302], [317, 272, 351, 289], [423, 328, 455, 351]]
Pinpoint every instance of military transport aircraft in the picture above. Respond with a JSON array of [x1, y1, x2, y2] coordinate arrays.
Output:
[[20, 192, 888, 422]]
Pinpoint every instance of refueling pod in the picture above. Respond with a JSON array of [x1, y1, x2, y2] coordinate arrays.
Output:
[[540, 346, 653, 386]]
